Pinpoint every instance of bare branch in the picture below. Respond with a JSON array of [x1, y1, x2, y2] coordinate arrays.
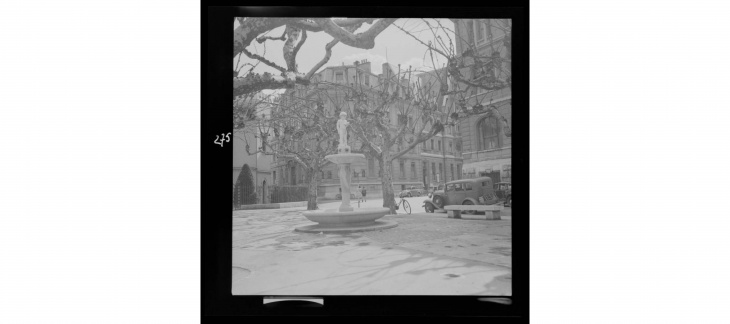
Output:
[[289, 29, 307, 72], [240, 47, 286, 74], [393, 22, 448, 57], [305, 38, 339, 79], [314, 18, 397, 49], [234, 18, 290, 56], [235, 18, 379, 58], [291, 18, 377, 32], [282, 26, 303, 72], [256, 30, 286, 43], [233, 72, 310, 99]]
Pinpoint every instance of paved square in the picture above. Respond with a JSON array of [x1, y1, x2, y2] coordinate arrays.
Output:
[[232, 198, 512, 295]]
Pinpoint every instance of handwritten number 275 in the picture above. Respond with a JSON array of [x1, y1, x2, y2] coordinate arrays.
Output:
[[214, 133, 231, 147]]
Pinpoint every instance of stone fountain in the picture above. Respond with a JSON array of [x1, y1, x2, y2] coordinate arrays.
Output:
[[295, 112, 396, 233]]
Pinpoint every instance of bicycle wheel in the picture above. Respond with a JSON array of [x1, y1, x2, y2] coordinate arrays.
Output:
[[403, 200, 411, 214]]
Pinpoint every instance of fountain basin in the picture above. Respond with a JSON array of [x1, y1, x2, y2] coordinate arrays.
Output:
[[295, 207, 396, 233]]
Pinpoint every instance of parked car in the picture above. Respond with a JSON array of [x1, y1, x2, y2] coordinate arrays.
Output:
[[427, 184, 444, 198], [422, 177, 499, 214], [398, 186, 424, 198], [494, 182, 512, 207]]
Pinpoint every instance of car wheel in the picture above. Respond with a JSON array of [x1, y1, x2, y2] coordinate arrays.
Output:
[[424, 203, 435, 213], [462, 200, 476, 215], [433, 195, 444, 209]]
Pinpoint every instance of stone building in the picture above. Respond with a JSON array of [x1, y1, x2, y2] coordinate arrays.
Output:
[[413, 68, 465, 188], [272, 59, 463, 198], [232, 92, 275, 205], [450, 19, 512, 183]]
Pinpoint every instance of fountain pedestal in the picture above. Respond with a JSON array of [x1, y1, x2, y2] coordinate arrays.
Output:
[[295, 149, 397, 234]]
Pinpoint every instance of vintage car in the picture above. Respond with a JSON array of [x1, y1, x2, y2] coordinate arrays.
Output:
[[494, 182, 512, 207], [426, 184, 444, 198], [398, 186, 424, 198], [422, 177, 500, 214]]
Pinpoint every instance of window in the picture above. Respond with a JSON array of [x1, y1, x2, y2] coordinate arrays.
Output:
[[477, 117, 501, 150], [430, 139, 434, 150], [335, 72, 344, 83], [464, 182, 472, 190], [353, 171, 358, 179], [273, 171, 276, 185], [466, 21, 475, 44], [457, 164, 462, 180], [432, 162, 436, 180], [446, 184, 455, 192], [439, 163, 443, 180], [361, 169, 366, 178], [438, 140, 441, 151], [474, 20, 484, 43], [449, 141, 452, 153], [454, 183, 464, 191], [368, 158, 375, 176], [502, 164, 511, 180], [327, 171, 332, 179], [411, 162, 417, 179], [423, 162, 428, 181], [399, 160, 405, 179], [451, 164, 454, 180], [422, 141, 426, 150]]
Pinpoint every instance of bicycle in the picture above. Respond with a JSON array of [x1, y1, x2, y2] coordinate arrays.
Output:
[[394, 196, 412, 214]]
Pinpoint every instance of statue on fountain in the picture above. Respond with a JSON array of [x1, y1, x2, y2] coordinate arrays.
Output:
[[337, 111, 350, 153], [295, 110, 396, 233]]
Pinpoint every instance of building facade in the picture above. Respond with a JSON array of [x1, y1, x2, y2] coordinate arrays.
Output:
[[273, 59, 463, 198], [451, 19, 512, 183], [232, 92, 275, 205], [413, 68, 465, 189]]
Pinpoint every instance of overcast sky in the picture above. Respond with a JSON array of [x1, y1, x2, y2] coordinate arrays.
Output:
[[234, 18, 456, 87]]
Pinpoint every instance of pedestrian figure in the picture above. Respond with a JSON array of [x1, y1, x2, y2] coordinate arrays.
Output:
[[361, 187, 367, 202]]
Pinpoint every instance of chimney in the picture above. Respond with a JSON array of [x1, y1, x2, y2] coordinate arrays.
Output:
[[359, 60, 371, 74]]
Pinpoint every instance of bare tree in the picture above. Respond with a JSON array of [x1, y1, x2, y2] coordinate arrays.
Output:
[[239, 86, 338, 210], [233, 18, 397, 98], [392, 19, 512, 136], [319, 65, 452, 214], [233, 18, 512, 212]]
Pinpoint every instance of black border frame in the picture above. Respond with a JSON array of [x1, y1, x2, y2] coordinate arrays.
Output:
[[204, 5, 528, 318]]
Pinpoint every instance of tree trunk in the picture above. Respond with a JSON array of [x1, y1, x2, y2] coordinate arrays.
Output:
[[379, 151, 397, 214], [306, 166, 319, 210]]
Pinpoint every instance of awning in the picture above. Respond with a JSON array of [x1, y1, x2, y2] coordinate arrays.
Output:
[[462, 159, 511, 174]]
